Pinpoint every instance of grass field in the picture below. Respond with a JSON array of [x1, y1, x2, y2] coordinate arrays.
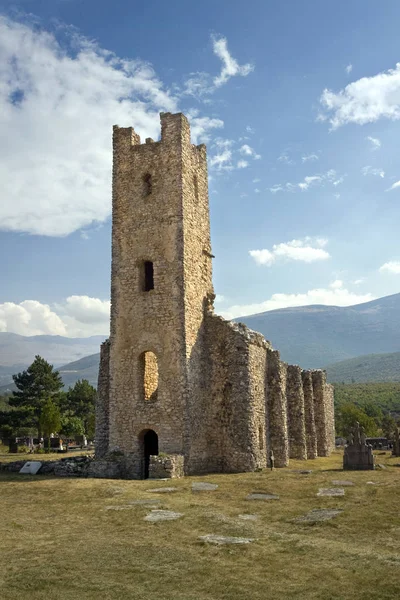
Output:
[[0, 450, 399, 600]]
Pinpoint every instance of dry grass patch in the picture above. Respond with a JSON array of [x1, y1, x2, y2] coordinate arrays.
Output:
[[0, 450, 399, 599]]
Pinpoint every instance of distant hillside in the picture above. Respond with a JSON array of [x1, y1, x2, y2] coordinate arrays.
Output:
[[326, 351, 400, 384], [0, 333, 105, 393], [237, 293, 400, 368], [58, 353, 100, 389], [334, 382, 400, 418]]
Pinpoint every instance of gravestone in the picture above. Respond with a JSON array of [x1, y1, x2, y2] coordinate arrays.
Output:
[[317, 488, 345, 497], [246, 493, 279, 501], [144, 510, 183, 522], [343, 422, 375, 470], [192, 482, 218, 491], [19, 461, 42, 475], [199, 535, 254, 545], [295, 508, 343, 523]]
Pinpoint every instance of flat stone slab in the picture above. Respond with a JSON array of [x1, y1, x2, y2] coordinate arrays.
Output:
[[19, 461, 42, 475], [246, 493, 279, 501], [199, 535, 254, 545], [295, 509, 343, 523], [366, 481, 379, 485], [192, 482, 218, 491], [147, 487, 178, 493], [291, 469, 312, 475], [105, 505, 136, 511], [128, 499, 162, 505], [317, 488, 345, 497], [144, 510, 183, 522], [332, 480, 354, 486], [238, 514, 259, 521]]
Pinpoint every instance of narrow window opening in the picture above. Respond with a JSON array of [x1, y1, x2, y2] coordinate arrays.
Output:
[[142, 351, 158, 401], [193, 174, 199, 201], [143, 173, 152, 197], [143, 261, 154, 291]]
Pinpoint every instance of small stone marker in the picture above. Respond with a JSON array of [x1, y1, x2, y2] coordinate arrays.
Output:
[[199, 535, 254, 545], [19, 461, 42, 475], [192, 482, 218, 491], [331, 480, 354, 486], [105, 505, 136, 511], [147, 487, 177, 493], [128, 499, 162, 505], [366, 481, 378, 485], [144, 510, 183, 522], [317, 488, 345, 497], [238, 514, 259, 521], [295, 509, 343, 523], [246, 493, 279, 501]]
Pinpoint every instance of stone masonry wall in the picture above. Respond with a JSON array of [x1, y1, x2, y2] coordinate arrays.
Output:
[[286, 365, 307, 460], [149, 454, 185, 479], [312, 370, 330, 457], [95, 339, 110, 459], [301, 369, 318, 459], [325, 383, 336, 453], [266, 350, 289, 467]]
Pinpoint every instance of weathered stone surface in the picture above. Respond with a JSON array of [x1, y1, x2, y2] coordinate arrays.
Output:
[[246, 493, 279, 501], [238, 514, 259, 521], [105, 505, 136, 511], [344, 422, 375, 470], [317, 488, 345, 497], [147, 487, 178, 493], [144, 510, 183, 522], [199, 535, 254, 545], [332, 480, 354, 486], [302, 370, 317, 459], [128, 499, 162, 505], [286, 365, 307, 460], [295, 509, 343, 523], [192, 482, 218, 491], [92, 111, 335, 480]]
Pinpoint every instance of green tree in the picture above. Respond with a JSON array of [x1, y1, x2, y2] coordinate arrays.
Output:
[[335, 403, 379, 438], [39, 399, 61, 452], [61, 416, 85, 438], [381, 414, 397, 439], [64, 379, 96, 434], [10, 356, 63, 436]]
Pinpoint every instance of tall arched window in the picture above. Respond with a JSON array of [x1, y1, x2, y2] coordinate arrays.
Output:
[[141, 351, 159, 401]]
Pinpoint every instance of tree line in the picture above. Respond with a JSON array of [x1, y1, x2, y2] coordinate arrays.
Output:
[[0, 355, 96, 442]]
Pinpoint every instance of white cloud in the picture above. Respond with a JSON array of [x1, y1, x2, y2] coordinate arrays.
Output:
[[239, 144, 261, 160], [212, 35, 254, 88], [246, 125, 255, 134], [249, 237, 330, 267], [0, 301, 67, 336], [209, 149, 233, 171], [254, 188, 260, 193], [0, 17, 227, 237], [353, 278, 365, 285], [220, 284, 375, 319], [386, 180, 400, 191], [366, 136, 381, 150], [346, 64, 353, 74], [215, 295, 226, 303], [320, 62, 400, 128], [253, 178, 260, 183], [379, 261, 400, 274], [278, 152, 294, 165], [0, 295, 110, 336], [302, 154, 319, 162], [237, 160, 248, 169], [329, 279, 343, 289], [362, 166, 385, 178], [271, 169, 342, 193]]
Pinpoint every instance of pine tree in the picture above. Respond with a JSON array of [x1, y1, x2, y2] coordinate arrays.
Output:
[[10, 355, 63, 436], [39, 399, 61, 452]]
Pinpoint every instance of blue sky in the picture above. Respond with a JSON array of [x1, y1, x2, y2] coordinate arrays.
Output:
[[1, 0, 400, 336]]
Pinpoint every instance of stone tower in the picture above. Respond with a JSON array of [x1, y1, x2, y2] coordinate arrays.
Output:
[[94, 111, 335, 480], [96, 112, 214, 478]]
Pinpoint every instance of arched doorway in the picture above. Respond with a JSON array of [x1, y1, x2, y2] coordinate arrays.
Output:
[[141, 429, 159, 479]]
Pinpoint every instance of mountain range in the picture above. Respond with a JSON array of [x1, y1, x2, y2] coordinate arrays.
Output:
[[1, 292, 400, 391]]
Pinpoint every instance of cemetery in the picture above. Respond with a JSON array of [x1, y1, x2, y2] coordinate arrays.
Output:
[[0, 447, 399, 599]]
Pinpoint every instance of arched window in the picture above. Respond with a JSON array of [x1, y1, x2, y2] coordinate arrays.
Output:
[[141, 351, 159, 401], [140, 260, 154, 291], [143, 173, 152, 197]]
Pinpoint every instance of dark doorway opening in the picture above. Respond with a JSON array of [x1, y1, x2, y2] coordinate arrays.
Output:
[[142, 429, 158, 479]]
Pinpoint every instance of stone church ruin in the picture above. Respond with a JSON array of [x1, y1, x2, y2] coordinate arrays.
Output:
[[93, 112, 335, 479]]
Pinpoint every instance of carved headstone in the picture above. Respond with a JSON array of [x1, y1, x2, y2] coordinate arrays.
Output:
[[343, 422, 375, 470]]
